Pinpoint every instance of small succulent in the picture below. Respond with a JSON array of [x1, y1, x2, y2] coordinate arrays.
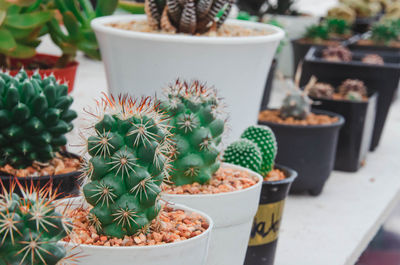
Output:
[[160, 80, 225, 186], [82, 95, 172, 238], [144, 0, 234, 34], [326, 18, 352, 36], [338, 79, 367, 99], [304, 24, 329, 41], [345, 90, 363, 101], [371, 19, 399, 44], [241, 125, 277, 176], [280, 87, 312, 120], [309, 82, 335, 99], [362, 54, 384, 65], [223, 139, 262, 173], [0, 181, 73, 265], [327, 5, 356, 23], [0, 69, 77, 169], [322, 45, 353, 62]]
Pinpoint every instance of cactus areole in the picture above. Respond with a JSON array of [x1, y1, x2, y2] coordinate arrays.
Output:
[[0, 69, 77, 169], [145, 0, 234, 34], [160, 80, 226, 186], [82, 95, 172, 238]]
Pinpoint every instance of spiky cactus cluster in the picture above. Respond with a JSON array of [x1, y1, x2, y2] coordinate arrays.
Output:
[[309, 82, 335, 99], [81, 95, 172, 238], [322, 45, 353, 62], [0, 69, 77, 169], [280, 88, 312, 120], [145, 0, 234, 34], [0, 182, 71, 265], [160, 80, 225, 186], [338, 79, 367, 99], [223, 139, 262, 173]]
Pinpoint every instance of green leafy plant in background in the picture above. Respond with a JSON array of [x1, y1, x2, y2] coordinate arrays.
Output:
[[47, 0, 118, 67], [370, 19, 400, 44], [303, 18, 351, 41], [0, 0, 53, 68]]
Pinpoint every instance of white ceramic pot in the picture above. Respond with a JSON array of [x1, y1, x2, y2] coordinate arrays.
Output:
[[58, 199, 213, 265], [161, 163, 263, 265], [91, 15, 284, 143]]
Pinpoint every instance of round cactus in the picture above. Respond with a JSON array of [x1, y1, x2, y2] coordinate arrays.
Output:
[[81, 95, 172, 238], [280, 89, 312, 120], [241, 125, 277, 176], [0, 181, 70, 265], [309, 82, 335, 99], [322, 45, 352, 62], [338, 79, 367, 99], [0, 69, 77, 168], [223, 139, 262, 173], [161, 80, 226, 186]]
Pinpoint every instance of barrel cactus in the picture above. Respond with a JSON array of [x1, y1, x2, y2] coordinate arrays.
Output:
[[0, 69, 77, 169], [309, 82, 335, 99], [338, 79, 367, 99], [145, 0, 234, 34], [82, 95, 172, 238], [322, 45, 352, 62], [160, 80, 226, 186], [241, 125, 277, 176], [0, 182, 71, 265], [223, 139, 262, 173]]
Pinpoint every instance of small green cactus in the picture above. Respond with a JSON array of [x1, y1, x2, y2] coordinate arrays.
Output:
[[241, 125, 277, 176], [82, 95, 172, 238], [145, 0, 234, 34], [371, 19, 399, 44], [0, 69, 77, 169], [161, 80, 226, 186], [280, 88, 312, 120], [223, 139, 262, 173], [0, 181, 71, 265]]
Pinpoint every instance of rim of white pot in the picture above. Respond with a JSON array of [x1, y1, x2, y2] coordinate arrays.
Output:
[[91, 15, 285, 45], [59, 200, 214, 250], [162, 163, 263, 198]]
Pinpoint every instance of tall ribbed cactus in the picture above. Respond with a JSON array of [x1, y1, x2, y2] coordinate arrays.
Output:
[[160, 80, 225, 186], [145, 0, 234, 34], [0, 181, 72, 265], [82, 95, 172, 238], [0, 69, 77, 169]]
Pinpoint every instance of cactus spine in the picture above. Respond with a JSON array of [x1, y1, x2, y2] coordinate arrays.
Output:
[[161, 80, 226, 186], [82, 95, 172, 238], [0, 69, 77, 169], [223, 139, 262, 173], [0, 182, 71, 265]]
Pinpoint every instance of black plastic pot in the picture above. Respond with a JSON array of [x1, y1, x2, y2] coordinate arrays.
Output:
[[0, 152, 82, 197], [311, 91, 378, 172], [258, 109, 344, 196], [260, 58, 278, 110], [245, 164, 297, 265], [349, 43, 400, 53], [301, 46, 400, 150]]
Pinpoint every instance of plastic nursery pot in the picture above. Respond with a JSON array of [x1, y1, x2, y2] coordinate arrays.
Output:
[[260, 58, 278, 110], [58, 198, 213, 265], [258, 109, 345, 196], [244, 164, 297, 265], [8, 53, 79, 93], [311, 91, 378, 172], [161, 163, 263, 265], [0, 152, 82, 197], [301, 46, 400, 151], [91, 15, 284, 142]]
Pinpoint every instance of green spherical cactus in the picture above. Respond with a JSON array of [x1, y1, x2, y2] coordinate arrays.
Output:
[[81, 95, 172, 238], [161, 80, 226, 186], [241, 125, 277, 176], [0, 69, 77, 169], [0, 182, 70, 265], [223, 139, 262, 173]]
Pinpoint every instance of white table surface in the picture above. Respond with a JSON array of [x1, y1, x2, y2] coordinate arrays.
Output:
[[38, 26, 400, 265]]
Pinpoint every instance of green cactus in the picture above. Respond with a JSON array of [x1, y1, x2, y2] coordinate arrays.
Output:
[[304, 24, 329, 41], [145, 0, 234, 34], [161, 80, 226, 186], [0, 69, 77, 169], [81, 95, 172, 238], [241, 125, 277, 176], [280, 88, 312, 120], [0, 181, 71, 265], [223, 139, 262, 173], [371, 19, 399, 44]]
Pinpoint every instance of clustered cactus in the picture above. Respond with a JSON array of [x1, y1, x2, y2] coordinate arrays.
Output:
[[82, 95, 172, 238], [0, 70, 77, 169], [144, 0, 234, 34], [160, 80, 225, 186], [224, 125, 277, 177], [322, 45, 353, 62], [0, 182, 71, 265]]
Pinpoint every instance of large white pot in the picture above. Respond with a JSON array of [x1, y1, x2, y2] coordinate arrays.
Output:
[[58, 199, 213, 265], [91, 15, 284, 143], [161, 163, 263, 265]]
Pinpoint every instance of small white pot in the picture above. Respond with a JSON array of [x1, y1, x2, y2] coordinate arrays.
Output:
[[58, 199, 213, 265], [91, 15, 284, 142], [161, 163, 263, 265]]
